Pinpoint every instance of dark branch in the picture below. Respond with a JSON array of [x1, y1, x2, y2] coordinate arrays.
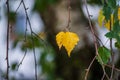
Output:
[[22, 0, 37, 80], [6, 0, 10, 80]]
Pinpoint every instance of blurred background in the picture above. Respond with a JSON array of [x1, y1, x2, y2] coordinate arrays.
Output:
[[0, 0, 120, 80]]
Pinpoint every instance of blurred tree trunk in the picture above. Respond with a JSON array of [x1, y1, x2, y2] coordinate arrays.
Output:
[[40, 0, 102, 80]]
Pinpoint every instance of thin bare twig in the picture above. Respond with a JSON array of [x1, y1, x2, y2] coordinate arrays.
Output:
[[32, 32, 45, 42], [93, 31, 104, 46], [104, 39, 109, 46], [110, 39, 114, 80], [22, 0, 37, 80], [32, 32, 50, 54], [110, 17, 114, 80], [104, 64, 120, 72], [17, 49, 27, 70], [101, 71, 105, 80], [84, 55, 96, 80], [14, 0, 28, 70], [6, 0, 10, 80], [15, 0, 22, 13], [84, 0, 100, 79], [101, 66, 110, 80], [101, 65, 110, 80], [84, 0, 98, 55], [83, 0, 111, 80]]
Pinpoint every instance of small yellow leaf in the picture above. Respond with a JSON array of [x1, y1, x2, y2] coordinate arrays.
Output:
[[38, 32, 46, 40], [56, 32, 65, 49], [104, 20, 110, 30], [118, 7, 120, 20], [56, 31, 79, 57], [104, 14, 113, 30], [98, 9, 105, 27], [63, 32, 79, 57], [98, 9, 114, 30]]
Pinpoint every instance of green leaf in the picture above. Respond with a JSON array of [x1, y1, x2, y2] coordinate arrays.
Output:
[[108, 0, 116, 8], [105, 31, 116, 38], [96, 46, 111, 65], [8, 12, 16, 23], [103, 6, 112, 21], [11, 62, 17, 70], [113, 21, 120, 32], [115, 42, 120, 49], [113, 6, 119, 21], [105, 21, 120, 43]]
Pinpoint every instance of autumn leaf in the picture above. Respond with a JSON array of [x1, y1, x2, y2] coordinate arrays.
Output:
[[98, 9, 114, 30], [118, 7, 120, 20], [62, 32, 79, 56], [38, 32, 46, 40], [56, 31, 79, 57], [104, 14, 113, 30], [56, 32, 65, 49], [98, 9, 105, 27]]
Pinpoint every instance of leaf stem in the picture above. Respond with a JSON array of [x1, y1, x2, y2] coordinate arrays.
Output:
[[66, 0, 71, 31]]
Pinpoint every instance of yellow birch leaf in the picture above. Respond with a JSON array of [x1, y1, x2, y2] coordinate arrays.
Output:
[[98, 9, 105, 27], [63, 32, 79, 57], [118, 7, 120, 20], [56, 31, 79, 57], [56, 32, 65, 49]]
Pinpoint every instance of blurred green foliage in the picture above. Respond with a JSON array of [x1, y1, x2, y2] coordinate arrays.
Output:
[[12, 33, 56, 79], [87, 0, 102, 5], [8, 12, 16, 23], [11, 62, 18, 71], [12, 35, 43, 51], [33, 0, 58, 12], [39, 45, 56, 80]]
